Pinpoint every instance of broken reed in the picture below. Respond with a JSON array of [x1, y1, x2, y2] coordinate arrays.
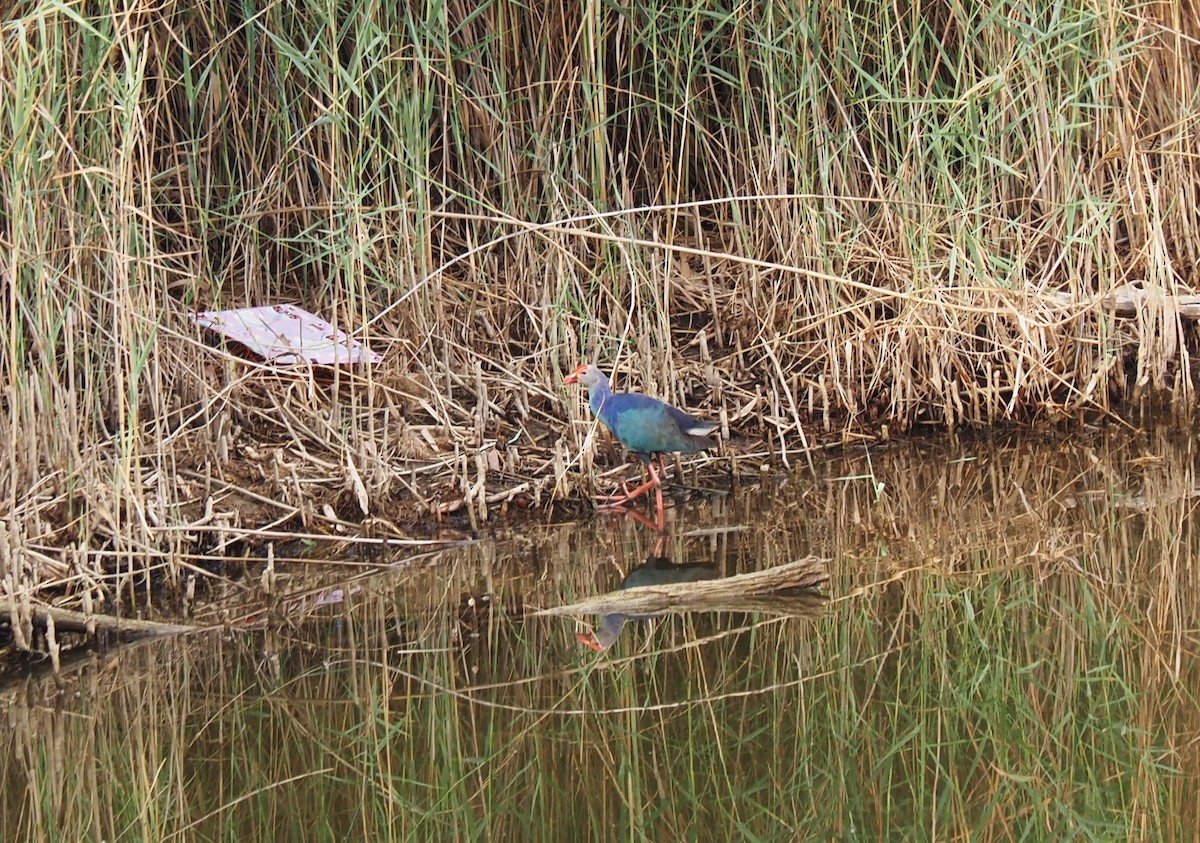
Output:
[[0, 0, 1198, 608]]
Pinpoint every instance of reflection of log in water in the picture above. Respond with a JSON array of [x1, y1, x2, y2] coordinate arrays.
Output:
[[535, 556, 829, 620], [0, 598, 201, 681]]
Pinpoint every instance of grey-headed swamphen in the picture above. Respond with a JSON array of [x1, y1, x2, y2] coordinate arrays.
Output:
[[564, 362, 717, 521]]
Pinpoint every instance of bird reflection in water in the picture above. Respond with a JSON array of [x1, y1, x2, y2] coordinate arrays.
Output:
[[575, 553, 720, 652], [568, 512, 830, 653]]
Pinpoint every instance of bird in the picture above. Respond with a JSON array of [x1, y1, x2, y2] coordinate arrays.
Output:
[[563, 362, 717, 522], [575, 554, 720, 651]]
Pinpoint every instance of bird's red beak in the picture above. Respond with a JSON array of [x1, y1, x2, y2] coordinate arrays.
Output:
[[575, 631, 604, 652], [563, 364, 587, 385]]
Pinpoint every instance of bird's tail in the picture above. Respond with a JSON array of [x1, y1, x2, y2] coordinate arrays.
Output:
[[686, 422, 718, 450]]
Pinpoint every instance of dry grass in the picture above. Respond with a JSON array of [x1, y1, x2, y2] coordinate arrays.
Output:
[[0, 0, 1198, 618]]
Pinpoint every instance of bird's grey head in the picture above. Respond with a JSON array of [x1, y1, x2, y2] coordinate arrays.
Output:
[[563, 363, 606, 389]]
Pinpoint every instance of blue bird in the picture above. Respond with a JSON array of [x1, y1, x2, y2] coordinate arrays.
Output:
[[564, 362, 717, 520]]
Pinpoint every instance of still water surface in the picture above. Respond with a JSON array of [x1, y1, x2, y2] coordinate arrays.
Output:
[[3, 428, 1199, 840]]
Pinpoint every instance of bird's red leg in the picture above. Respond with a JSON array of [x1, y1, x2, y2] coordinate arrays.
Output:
[[651, 533, 666, 556], [601, 470, 666, 531], [648, 460, 665, 525], [601, 461, 664, 521], [595, 459, 663, 510], [594, 481, 643, 504], [655, 455, 669, 523], [592, 461, 643, 503], [596, 475, 658, 507], [609, 506, 663, 532]]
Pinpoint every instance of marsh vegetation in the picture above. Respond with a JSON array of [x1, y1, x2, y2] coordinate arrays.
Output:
[[2, 2, 1200, 834], [2, 0, 1199, 610], [4, 430, 1199, 839]]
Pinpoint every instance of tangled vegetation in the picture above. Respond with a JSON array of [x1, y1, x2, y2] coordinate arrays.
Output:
[[0, 0, 1198, 610]]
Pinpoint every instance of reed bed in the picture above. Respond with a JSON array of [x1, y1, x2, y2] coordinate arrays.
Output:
[[2, 429, 1198, 839], [1, 0, 1199, 617]]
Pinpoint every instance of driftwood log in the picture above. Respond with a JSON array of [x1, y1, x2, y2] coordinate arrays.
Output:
[[535, 555, 829, 620]]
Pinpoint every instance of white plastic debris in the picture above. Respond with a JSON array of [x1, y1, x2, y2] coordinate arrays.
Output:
[[189, 304, 382, 366]]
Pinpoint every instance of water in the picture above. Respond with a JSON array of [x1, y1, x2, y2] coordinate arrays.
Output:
[[3, 427, 1199, 840]]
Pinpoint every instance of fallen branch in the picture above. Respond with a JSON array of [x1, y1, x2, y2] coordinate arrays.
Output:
[[533, 556, 829, 618]]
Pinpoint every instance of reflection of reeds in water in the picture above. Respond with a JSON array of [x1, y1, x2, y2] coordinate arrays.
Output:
[[2, 430, 1200, 839]]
